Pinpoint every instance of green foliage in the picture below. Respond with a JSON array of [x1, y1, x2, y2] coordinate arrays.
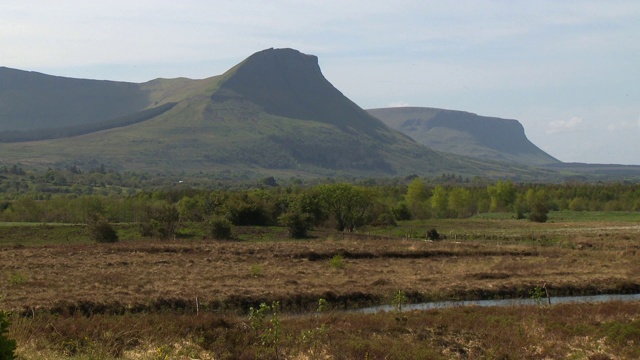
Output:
[[529, 286, 546, 306], [208, 215, 233, 240], [317, 183, 372, 232], [430, 185, 449, 218], [140, 202, 180, 239], [329, 254, 345, 270], [391, 202, 412, 221], [405, 178, 429, 219], [447, 187, 472, 218], [527, 189, 550, 223], [249, 301, 282, 358], [392, 290, 408, 313], [224, 193, 273, 226], [0, 309, 16, 360], [487, 179, 516, 212], [249, 264, 264, 277], [279, 210, 311, 239], [86, 214, 119, 243]]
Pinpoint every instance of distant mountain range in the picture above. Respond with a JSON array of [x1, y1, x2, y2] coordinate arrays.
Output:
[[1, 48, 638, 180], [368, 107, 559, 166]]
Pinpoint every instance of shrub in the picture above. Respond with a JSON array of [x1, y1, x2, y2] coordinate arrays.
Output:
[[87, 214, 119, 243], [329, 254, 345, 270], [140, 203, 180, 239], [426, 228, 440, 240], [528, 202, 549, 223], [391, 202, 412, 221], [279, 211, 311, 239], [208, 216, 233, 240], [0, 310, 16, 360]]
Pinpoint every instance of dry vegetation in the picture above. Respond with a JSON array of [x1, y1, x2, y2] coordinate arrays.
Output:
[[1, 217, 639, 359]]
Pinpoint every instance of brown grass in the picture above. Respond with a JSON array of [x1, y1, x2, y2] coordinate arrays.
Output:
[[8, 301, 640, 359], [1, 232, 638, 314], [1, 219, 639, 359]]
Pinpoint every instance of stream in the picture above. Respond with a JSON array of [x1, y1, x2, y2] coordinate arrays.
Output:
[[358, 293, 640, 313]]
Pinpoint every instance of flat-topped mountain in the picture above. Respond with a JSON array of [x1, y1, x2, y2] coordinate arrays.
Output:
[[368, 107, 560, 166], [0, 49, 552, 179]]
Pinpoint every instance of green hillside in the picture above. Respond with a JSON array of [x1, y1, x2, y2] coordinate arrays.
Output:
[[368, 107, 560, 166], [0, 49, 555, 179]]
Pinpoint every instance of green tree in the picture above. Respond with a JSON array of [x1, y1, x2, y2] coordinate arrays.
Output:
[[317, 183, 372, 232], [447, 187, 471, 218], [430, 185, 448, 218], [406, 178, 429, 219], [527, 189, 550, 223], [141, 202, 180, 239], [208, 215, 233, 240], [487, 179, 517, 212]]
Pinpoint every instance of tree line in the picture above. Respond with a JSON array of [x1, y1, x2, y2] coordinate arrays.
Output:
[[1, 179, 639, 239]]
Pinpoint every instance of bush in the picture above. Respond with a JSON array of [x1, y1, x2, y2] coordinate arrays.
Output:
[[426, 228, 440, 240], [140, 203, 180, 239], [528, 202, 549, 223], [279, 211, 311, 239], [329, 254, 345, 270], [208, 216, 233, 240], [87, 214, 118, 243], [0, 310, 16, 360]]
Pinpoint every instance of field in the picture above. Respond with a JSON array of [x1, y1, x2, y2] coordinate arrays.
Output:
[[1, 212, 640, 359]]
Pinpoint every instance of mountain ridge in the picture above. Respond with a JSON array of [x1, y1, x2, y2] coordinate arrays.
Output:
[[0, 49, 569, 179], [368, 106, 559, 166]]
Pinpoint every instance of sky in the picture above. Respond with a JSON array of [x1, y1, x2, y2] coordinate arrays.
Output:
[[2, 1, 639, 165]]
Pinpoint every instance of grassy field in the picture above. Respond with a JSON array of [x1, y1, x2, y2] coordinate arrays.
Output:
[[1, 212, 639, 358]]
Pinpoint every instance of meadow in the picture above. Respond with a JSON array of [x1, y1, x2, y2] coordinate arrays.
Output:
[[1, 212, 639, 359]]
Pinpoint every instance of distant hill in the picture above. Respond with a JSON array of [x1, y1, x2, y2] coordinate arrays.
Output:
[[0, 66, 149, 131], [368, 107, 560, 166], [0, 49, 556, 179]]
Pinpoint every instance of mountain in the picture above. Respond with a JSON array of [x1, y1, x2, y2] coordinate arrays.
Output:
[[368, 107, 560, 166], [0, 49, 553, 179], [0, 66, 149, 131]]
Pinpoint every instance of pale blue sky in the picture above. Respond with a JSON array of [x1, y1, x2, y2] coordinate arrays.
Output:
[[2, 1, 639, 164]]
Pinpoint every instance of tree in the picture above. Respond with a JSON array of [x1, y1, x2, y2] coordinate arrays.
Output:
[[317, 184, 372, 232], [430, 185, 448, 218], [279, 211, 312, 238], [447, 187, 471, 218], [487, 180, 517, 212], [141, 202, 180, 239], [527, 189, 550, 223], [406, 178, 429, 219], [208, 215, 233, 240]]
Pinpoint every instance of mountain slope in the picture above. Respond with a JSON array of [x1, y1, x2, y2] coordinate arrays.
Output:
[[0, 49, 552, 179], [368, 107, 559, 166], [0, 67, 150, 131]]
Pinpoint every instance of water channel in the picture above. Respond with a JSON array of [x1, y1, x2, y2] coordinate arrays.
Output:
[[358, 293, 640, 314]]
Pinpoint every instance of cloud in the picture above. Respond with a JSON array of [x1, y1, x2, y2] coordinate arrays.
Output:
[[607, 117, 640, 132], [387, 101, 410, 108], [546, 116, 583, 134]]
